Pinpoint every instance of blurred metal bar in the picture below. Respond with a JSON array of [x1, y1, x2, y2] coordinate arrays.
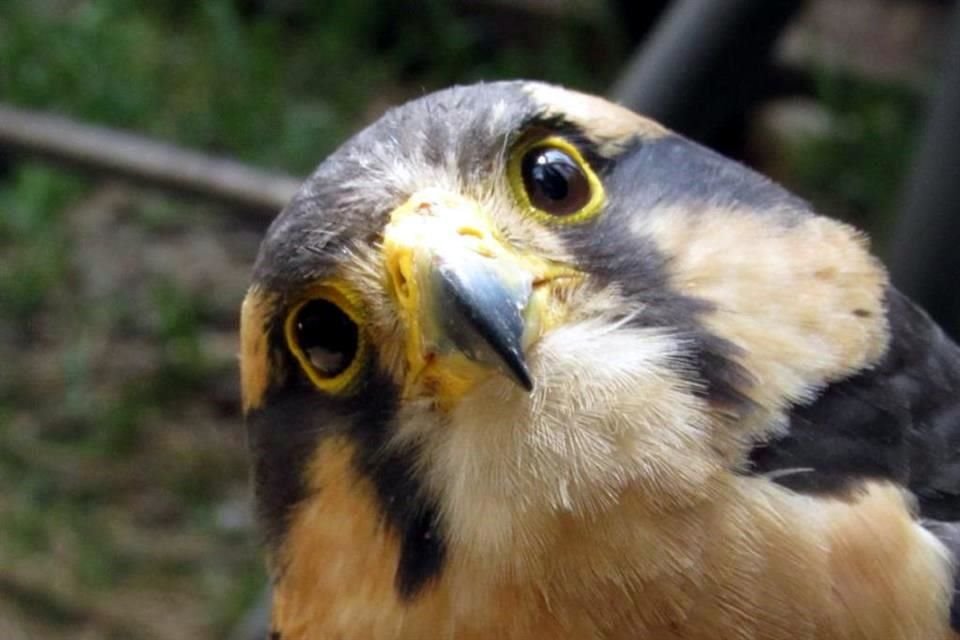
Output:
[[609, 0, 804, 139], [888, 1, 960, 337], [0, 103, 302, 216]]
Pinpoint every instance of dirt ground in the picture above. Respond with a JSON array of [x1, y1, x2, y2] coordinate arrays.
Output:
[[1, 183, 266, 639]]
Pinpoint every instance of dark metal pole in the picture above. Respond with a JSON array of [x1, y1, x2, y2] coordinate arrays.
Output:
[[609, 0, 804, 140], [888, 1, 960, 337]]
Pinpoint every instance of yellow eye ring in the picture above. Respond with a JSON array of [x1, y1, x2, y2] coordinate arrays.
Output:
[[283, 285, 367, 394], [507, 135, 605, 224]]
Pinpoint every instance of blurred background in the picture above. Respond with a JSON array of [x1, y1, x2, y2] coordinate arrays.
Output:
[[0, 0, 957, 638]]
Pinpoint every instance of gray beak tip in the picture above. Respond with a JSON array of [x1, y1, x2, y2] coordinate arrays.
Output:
[[435, 257, 536, 393], [504, 352, 534, 392]]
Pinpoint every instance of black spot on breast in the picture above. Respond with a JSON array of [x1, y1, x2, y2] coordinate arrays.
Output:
[[395, 504, 445, 598]]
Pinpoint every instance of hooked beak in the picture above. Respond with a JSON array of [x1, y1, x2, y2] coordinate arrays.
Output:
[[382, 189, 576, 404]]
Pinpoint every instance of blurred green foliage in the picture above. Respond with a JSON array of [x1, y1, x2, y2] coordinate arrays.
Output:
[[0, 0, 621, 173], [0, 164, 82, 319], [784, 69, 923, 238]]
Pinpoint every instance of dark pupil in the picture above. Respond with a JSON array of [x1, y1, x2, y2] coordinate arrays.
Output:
[[294, 299, 358, 377], [521, 147, 591, 216]]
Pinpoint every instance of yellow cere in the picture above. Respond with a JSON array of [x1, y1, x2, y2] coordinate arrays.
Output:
[[381, 188, 584, 407], [507, 135, 606, 225], [382, 191, 512, 402], [283, 283, 368, 395]]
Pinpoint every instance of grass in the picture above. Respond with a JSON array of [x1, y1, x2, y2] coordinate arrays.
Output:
[[0, 164, 84, 321]]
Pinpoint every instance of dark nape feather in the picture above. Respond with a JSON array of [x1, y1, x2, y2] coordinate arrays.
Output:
[[750, 288, 960, 628], [749, 288, 960, 516]]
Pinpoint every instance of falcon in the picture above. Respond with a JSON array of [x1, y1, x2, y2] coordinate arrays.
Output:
[[239, 81, 960, 639]]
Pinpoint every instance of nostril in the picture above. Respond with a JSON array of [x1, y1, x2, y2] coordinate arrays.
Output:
[[389, 260, 410, 301]]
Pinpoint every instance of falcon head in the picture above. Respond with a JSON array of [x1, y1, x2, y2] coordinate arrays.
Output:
[[240, 81, 888, 612]]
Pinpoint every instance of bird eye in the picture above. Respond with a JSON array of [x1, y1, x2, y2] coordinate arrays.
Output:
[[285, 291, 365, 393], [294, 299, 357, 376], [521, 147, 591, 216], [509, 136, 605, 224]]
